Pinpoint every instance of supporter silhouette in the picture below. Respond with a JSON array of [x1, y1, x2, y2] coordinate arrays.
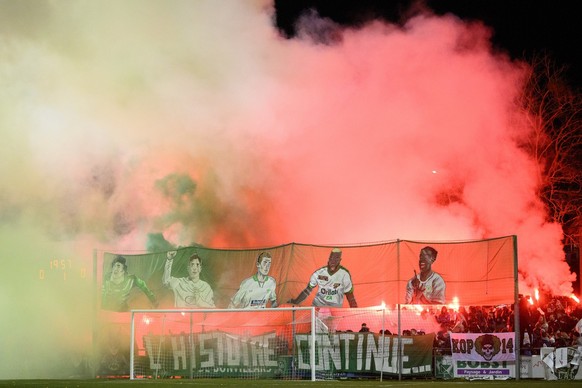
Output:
[[436, 306, 452, 329], [451, 306, 468, 333]]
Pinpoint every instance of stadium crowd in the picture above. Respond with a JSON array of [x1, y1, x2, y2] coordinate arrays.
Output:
[[432, 294, 582, 355]]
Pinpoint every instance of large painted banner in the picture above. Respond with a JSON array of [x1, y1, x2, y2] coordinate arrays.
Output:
[[450, 332, 516, 362], [99, 236, 516, 311], [140, 331, 434, 377]]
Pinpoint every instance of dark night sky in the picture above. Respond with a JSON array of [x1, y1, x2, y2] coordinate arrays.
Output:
[[273, 0, 581, 89]]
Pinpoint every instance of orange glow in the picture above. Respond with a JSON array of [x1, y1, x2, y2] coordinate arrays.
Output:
[[527, 296, 534, 305], [413, 305, 424, 315], [534, 289, 540, 301], [0, 1, 577, 378], [570, 294, 580, 303]]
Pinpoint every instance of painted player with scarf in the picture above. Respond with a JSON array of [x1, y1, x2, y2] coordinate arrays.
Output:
[[405, 246, 446, 304]]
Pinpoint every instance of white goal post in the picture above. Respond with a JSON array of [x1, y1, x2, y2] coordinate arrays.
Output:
[[129, 307, 317, 380]]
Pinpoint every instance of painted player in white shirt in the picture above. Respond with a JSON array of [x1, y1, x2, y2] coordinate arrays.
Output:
[[229, 252, 278, 309], [287, 248, 357, 308], [405, 246, 446, 304], [163, 251, 215, 308]]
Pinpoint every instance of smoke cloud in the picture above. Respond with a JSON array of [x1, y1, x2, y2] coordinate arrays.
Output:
[[0, 0, 574, 378]]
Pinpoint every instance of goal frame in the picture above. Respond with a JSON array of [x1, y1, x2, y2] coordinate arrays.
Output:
[[129, 307, 317, 381]]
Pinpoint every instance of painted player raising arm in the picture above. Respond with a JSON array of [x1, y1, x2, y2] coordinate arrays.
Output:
[[163, 250, 215, 308]]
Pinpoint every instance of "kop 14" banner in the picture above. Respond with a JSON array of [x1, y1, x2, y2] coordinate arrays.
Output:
[[450, 332, 516, 362]]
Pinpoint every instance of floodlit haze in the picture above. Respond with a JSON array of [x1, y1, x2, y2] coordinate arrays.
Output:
[[0, 0, 574, 378]]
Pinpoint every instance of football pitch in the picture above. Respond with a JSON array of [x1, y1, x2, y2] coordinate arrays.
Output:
[[0, 379, 580, 388]]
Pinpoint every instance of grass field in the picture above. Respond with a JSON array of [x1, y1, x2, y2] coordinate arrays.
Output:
[[0, 379, 581, 388]]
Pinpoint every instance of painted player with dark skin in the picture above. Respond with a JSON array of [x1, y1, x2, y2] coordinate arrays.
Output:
[[405, 246, 446, 304], [287, 248, 357, 308]]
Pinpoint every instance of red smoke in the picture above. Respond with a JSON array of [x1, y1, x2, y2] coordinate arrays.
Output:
[[0, 1, 576, 379], [1, 0, 575, 299]]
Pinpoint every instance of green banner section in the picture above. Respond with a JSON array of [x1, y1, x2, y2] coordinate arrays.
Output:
[[435, 355, 454, 379], [140, 331, 434, 377], [294, 333, 434, 375], [142, 331, 287, 378]]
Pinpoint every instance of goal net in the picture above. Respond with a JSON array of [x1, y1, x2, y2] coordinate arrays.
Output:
[[130, 307, 317, 380], [129, 305, 442, 381]]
